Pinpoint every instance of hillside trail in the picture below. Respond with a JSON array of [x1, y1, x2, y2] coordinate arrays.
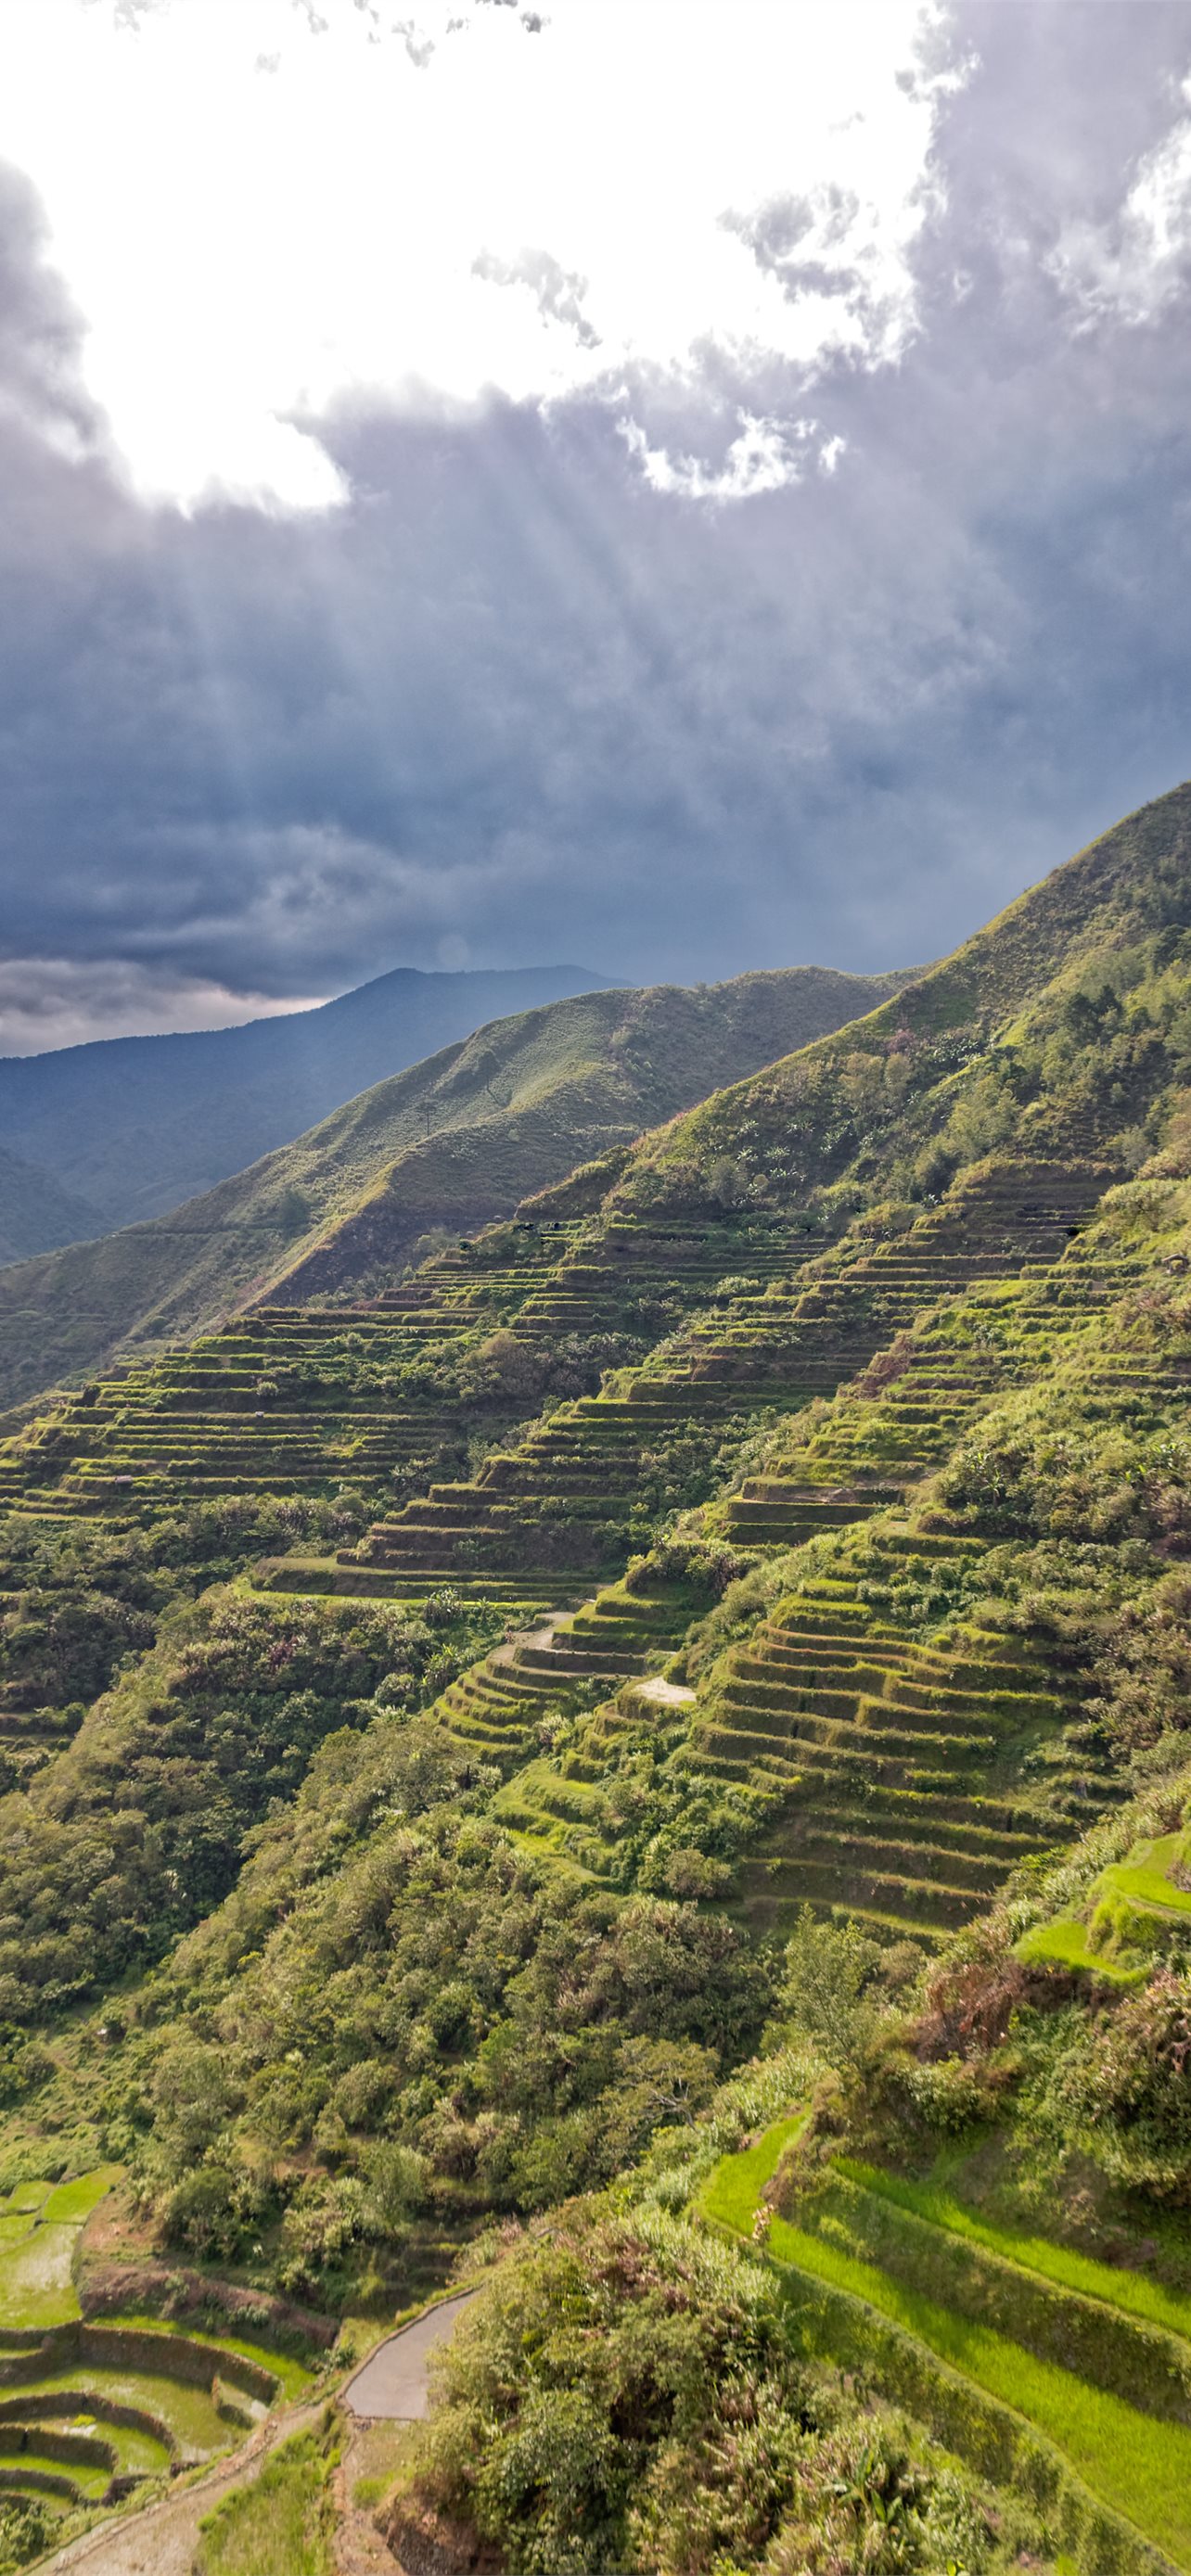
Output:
[[35, 2296, 476, 2576], [335, 2296, 477, 2576], [486, 1614, 562, 1671]]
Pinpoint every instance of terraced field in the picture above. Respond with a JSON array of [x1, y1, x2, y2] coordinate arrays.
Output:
[[0, 2170, 314, 2542], [0, 1210, 800, 1540], [318, 1159, 1111, 1600], [700, 2119, 1191, 2574], [350, 1158, 1172, 1922], [1020, 1818, 1191, 1982], [3, 794, 1191, 2573], [0, 1289, 476, 1524]]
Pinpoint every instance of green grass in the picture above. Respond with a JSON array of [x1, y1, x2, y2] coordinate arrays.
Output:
[[1016, 1913, 1141, 1982], [197, 2427, 335, 2576], [839, 2158, 1191, 2349], [0, 2227, 81, 2330], [766, 2211, 1191, 2564], [0, 2442, 109, 2499], [12, 2365, 227, 2455], [4, 2404, 169, 2482], [39, 2167, 121, 2225], [1099, 1832, 1191, 1917], [702, 2120, 1191, 2566], [349, 2417, 416, 2512], [104, 2314, 314, 2402], [1025, 1833, 1191, 1975], [695, 2114, 806, 2231], [1104, 1864, 1191, 1914], [0, 2165, 121, 2327]]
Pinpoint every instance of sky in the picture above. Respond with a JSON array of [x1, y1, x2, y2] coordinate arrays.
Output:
[[2, 0, 1191, 1052]]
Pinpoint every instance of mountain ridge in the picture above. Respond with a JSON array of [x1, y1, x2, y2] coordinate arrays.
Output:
[[0, 963, 909, 1412], [0, 960, 617, 1242]]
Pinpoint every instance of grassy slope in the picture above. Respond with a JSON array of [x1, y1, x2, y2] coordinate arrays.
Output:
[[613, 780, 1191, 1200], [703, 2125, 1191, 2570], [196, 2426, 336, 2576], [0, 966, 903, 1411], [839, 2161, 1191, 2348], [0, 963, 617, 1238]]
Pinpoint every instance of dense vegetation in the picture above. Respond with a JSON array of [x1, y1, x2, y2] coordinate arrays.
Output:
[[3, 789, 1191, 2567]]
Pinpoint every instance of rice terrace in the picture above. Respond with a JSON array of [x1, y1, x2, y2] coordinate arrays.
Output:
[[2, 5, 1191, 2571]]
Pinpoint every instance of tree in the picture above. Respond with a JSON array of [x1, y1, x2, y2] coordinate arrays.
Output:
[[777, 1906, 881, 2073]]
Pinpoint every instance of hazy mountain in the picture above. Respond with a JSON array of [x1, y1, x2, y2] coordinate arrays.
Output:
[[0, 1148, 102, 1267], [0, 963, 617, 1244]]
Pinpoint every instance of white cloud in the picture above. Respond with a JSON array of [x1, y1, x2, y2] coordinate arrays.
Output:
[[0, 0, 951, 511], [619, 411, 818, 504], [0, 956, 327, 1054], [1051, 73, 1191, 328]]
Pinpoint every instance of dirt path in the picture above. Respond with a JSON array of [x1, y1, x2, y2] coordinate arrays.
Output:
[[36, 2298, 474, 2576], [333, 2428, 407, 2576], [334, 2294, 477, 2576], [38, 2404, 326, 2576], [487, 1615, 562, 1672]]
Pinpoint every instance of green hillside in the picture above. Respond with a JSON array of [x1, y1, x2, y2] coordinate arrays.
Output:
[[0, 961, 618, 1239], [0, 964, 903, 1415], [1, 787, 1191, 2569]]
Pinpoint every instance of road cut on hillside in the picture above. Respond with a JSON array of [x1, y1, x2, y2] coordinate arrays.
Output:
[[343, 2294, 476, 2421]]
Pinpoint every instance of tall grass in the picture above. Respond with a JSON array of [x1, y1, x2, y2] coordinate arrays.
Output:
[[839, 2158, 1191, 2349], [768, 2212, 1191, 2562], [197, 2429, 334, 2576]]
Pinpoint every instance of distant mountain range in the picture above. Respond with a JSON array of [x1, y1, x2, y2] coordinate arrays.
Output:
[[0, 964, 909, 1410], [0, 963, 617, 1249]]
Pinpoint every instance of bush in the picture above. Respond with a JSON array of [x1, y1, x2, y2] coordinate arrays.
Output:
[[0, 2495, 58, 2576], [775, 1908, 882, 2075], [414, 2202, 807, 2576], [1081, 1967, 1191, 2194]]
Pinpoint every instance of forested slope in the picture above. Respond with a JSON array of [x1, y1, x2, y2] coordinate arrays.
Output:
[[0, 787, 1191, 2570]]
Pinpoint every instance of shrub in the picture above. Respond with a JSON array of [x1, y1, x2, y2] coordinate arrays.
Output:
[[1080, 1967, 1191, 2195], [775, 1908, 882, 2075], [414, 2201, 807, 2576]]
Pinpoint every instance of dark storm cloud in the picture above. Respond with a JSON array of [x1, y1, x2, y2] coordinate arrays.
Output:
[[5, 0, 1191, 1039]]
